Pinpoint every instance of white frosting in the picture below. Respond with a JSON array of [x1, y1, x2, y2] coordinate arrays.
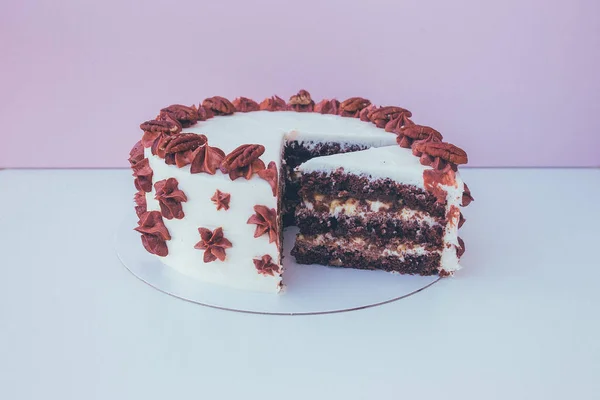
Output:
[[298, 146, 430, 189], [182, 111, 397, 169], [145, 148, 281, 292], [141, 111, 464, 292]]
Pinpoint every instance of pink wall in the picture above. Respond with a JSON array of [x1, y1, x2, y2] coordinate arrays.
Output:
[[1, 0, 599, 168]]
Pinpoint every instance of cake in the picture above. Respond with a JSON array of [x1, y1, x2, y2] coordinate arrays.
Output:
[[129, 91, 473, 293]]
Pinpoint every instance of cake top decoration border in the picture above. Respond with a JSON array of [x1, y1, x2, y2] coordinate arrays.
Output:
[[139, 89, 470, 174]]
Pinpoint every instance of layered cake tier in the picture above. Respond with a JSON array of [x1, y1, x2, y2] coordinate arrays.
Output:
[[130, 91, 473, 292], [291, 146, 465, 276]]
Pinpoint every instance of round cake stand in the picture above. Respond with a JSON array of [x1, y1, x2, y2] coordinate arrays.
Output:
[[115, 214, 441, 315]]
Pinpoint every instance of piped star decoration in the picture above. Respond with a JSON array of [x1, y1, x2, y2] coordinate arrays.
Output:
[[247, 205, 278, 245], [194, 227, 232, 263], [210, 189, 231, 211], [253, 254, 281, 276]]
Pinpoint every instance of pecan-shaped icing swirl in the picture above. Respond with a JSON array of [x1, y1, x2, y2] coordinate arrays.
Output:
[[159, 104, 199, 128], [139, 120, 181, 155], [157, 133, 207, 167], [202, 96, 235, 116], [256, 161, 278, 196], [413, 140, 468, 170], [288, 90, 314, 112], [396, 125, 443, 149], [154, 178, 187, 220], [232, 97, 260, 112], [314, 99, 340, 115], [132, 158, 153, 192], [134, 211, 171, 257], [367, 106, 413, 129], [247, 205, 278, 245], [253, 254, 281, 276], [220, 144, 266, 180], [339, 97, 371, 117], [134, 190, 147, 218], [194, 227, 233, 263], [259, 95, 287, 111]]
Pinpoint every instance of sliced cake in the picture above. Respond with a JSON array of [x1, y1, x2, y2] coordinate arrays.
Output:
[[291, 145, 466, 275], [129, 91, 473, 292]]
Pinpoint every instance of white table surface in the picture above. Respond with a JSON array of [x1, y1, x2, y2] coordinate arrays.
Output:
[[0, 168, 599, 400]]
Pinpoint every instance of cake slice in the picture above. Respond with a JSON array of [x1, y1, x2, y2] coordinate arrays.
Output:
[[291, 146, 466, 276]]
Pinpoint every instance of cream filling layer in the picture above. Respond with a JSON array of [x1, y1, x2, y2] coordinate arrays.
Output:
[[302, 198, 440, 227], [297, 233, 441, 259]]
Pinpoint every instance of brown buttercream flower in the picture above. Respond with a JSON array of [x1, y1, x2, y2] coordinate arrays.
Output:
[[457, 237, 465, 258], [458, 212, 466, 228], [129, 141, 144, 167], [359, 104, 376, 121], [253, 254, 281, 276], [259, 95, 287, 111], [190, 142, 226, 175], [461, 183, 474, 206], [314, 99, 340, 115], [194, 227, 233, 263], [247, 205, 278, 244], [134, 190, 147, 218], [134, 211, 171, 257], [132, 158, 153, 192], [233, 97, 260, 112], [196, 105, 214, 121], [367, 106, 412, 129], [154, 178, 187, 219], [211, 189, 231, 211], [202, 96, 236, 116], [256, 161, 278, 196]]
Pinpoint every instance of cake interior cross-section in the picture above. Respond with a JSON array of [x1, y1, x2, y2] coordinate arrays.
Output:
[[129, 91, 473, 293]]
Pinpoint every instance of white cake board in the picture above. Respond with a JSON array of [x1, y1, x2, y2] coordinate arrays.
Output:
[[115, 214, 440, 315]]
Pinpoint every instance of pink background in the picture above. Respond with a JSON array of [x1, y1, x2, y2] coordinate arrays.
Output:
[[1, 0, 599, 168]]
